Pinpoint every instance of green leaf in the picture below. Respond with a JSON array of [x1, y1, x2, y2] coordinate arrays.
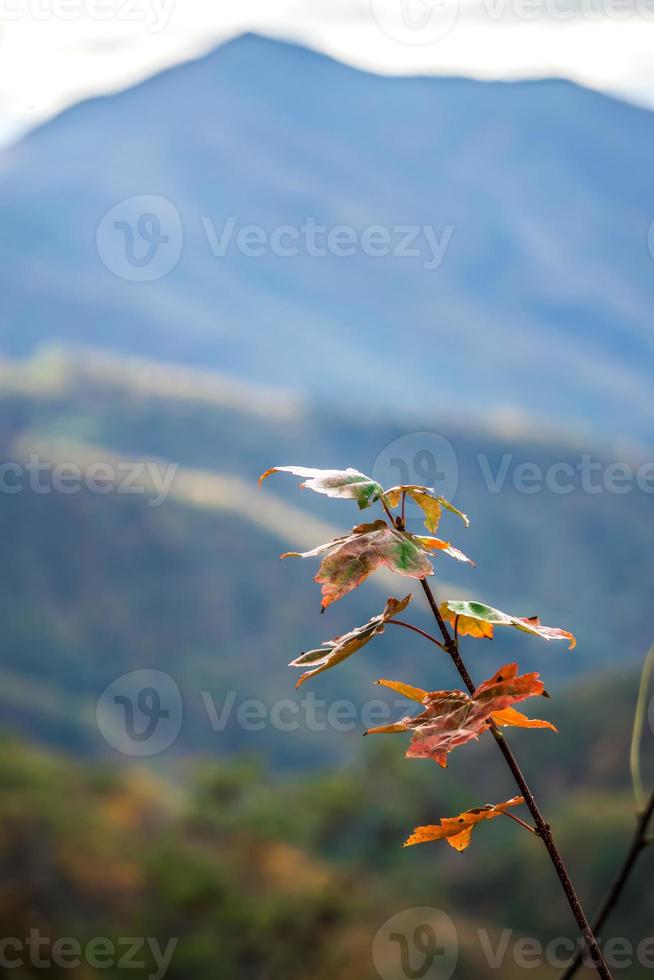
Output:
[[282, 520, 433, 608], [442, 601, 576, 649], [259, 466, 382, 509]]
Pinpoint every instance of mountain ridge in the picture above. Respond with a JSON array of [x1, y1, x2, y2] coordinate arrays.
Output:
[[1, 32, 653, 443]]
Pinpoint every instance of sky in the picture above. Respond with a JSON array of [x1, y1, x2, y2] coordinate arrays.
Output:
[[1, 0, 654, 145]]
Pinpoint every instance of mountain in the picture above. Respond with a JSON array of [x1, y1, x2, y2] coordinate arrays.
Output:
[[1, 34, 653, 444], [0, 348, 652, 763]]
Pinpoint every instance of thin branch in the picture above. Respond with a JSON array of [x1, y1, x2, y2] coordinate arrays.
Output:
[[387, 619, 446, 651], [416, 576, 613, 980], [379, 494, 397, 526], [558, 640, 654, 980], [501, 809, 540, 836], [558, 788, 654, 980]]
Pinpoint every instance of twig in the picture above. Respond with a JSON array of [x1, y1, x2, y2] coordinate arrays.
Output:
[[558, 643, 654, 980], [558, 788, 654, 980], [502, 810, 540, 836], [387, 619, 446, 651], [417, 576, 613, 980]]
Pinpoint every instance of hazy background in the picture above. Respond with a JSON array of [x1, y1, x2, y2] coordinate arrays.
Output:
[[0, 2, 653, 977]]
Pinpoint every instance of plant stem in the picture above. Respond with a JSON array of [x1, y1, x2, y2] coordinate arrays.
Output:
[[387, 619, 446, 650], [558, 785, 654, 979], [502, 810, 539, 836], [418, 577, 614, 980]]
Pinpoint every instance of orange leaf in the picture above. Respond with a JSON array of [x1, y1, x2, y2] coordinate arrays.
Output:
[[491, 706, 557, 732], [375, 678, 428, 704], [404, 797, 526, 852], [365, 664, 552, 766]]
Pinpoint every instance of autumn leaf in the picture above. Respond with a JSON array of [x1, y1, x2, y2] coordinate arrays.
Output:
[[412, 535, 476, 566], [290, 595, 412, 688], [403, 797, 526, 852], [282, 520, 433, 609], [374, 679, 428, 704], [384, 485, 470, 533], [441, 601, 576, 649], [491, 706, 557, 732], [259, 465, 382, 509], [368, 664, 551, 766]]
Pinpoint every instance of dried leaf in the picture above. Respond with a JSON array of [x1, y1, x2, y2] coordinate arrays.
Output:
[[404, 797, 525, 852], [385, 486, 470, 533], [290, 595, 412, 688], [441, 601, 576, 649], [412, 535, 476, 566], [259, 466, 382, 509], [491, 706, 557, 732], [366, 663, 551, 766], [283, 520, 433, 609], [375, 679, 428, 704]]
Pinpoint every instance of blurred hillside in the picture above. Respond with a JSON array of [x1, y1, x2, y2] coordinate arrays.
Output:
[[0, 34, 653, 444], [0, 347, 652, 764], [0, 661, 652, 979]]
